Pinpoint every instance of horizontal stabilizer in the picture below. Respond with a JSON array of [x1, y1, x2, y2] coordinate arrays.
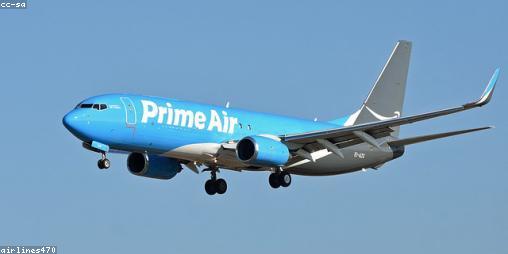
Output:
[[388, 126, 492, 147]]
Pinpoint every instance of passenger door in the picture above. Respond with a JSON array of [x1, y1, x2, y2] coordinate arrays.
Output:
[[120, 97, 137, 127]]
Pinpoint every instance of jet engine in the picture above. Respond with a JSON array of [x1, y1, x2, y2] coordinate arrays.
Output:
[[127, 152, 182, 180], [236, 135, 290, 166]]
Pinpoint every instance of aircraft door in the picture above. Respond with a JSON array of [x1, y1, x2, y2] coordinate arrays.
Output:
[[120, 97, 137, 126]]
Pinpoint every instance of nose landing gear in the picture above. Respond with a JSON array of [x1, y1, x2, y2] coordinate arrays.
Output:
[[204, 167, 227, 195], [97, 152, 110, 169], [83, 141, 111, 170]]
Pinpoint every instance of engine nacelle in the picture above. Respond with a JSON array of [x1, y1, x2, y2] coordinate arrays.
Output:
[[127, 153, 182, 180], [236, 135, 290, 166]]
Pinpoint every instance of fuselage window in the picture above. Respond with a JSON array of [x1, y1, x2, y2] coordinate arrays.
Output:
[[99, 104, 107, 110]]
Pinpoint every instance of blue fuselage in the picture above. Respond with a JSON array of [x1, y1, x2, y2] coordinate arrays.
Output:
[[63, 94, 345, 155]]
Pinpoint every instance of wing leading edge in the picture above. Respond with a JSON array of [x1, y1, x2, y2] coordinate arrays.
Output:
[[283, 69, 500, 144]]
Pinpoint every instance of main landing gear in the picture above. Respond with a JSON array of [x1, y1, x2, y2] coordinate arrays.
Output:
[[269, 171, 291, 189], [97, 152, 110, 169], [204, 167, 227, 195]]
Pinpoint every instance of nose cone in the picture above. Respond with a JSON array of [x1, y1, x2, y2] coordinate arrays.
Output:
[[63, 110, 90, 141], [62, 111, 75, 131]]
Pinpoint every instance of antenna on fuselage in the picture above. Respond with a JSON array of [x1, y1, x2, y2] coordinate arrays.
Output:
[[225, 101, 230, 108]]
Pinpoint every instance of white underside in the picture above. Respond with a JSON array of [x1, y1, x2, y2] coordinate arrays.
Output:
[[161, 142, 393, 176]]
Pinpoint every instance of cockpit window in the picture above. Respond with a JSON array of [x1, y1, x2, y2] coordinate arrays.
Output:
[[78, 103, 108, 110], [80, 104, 93, 108]]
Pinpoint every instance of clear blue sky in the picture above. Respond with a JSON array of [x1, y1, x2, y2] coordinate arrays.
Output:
[[0, 0, 506, 253]]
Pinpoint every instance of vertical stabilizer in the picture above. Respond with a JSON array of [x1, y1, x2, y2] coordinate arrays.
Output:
[[346, 40, 412, 137]]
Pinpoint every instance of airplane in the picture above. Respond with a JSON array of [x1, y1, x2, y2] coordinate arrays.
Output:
[[63, 40, 500, 195]]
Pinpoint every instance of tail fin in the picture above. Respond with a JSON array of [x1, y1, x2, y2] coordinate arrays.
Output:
[[343, 40, 412, 137]]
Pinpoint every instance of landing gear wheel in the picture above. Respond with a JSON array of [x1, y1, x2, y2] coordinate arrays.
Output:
[[269, 173, 281, 188], [98, 160, 104, 169], [98, 158, 110, 169], [205, 179, 217, 195], [216, 179, 227, 194], [102, 158, 110, 169], [279, 172, 291, 187], [204, 167, 228, 195]]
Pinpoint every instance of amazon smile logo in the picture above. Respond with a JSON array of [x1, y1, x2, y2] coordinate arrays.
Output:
[[365, 106, 400, 120]]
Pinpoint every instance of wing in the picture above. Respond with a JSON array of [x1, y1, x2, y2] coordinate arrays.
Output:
[[283, 69, 499, 145], [188, 69, 498, 171]]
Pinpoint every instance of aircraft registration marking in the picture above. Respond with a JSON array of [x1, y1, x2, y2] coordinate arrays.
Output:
[[354, 152, 366, 159]]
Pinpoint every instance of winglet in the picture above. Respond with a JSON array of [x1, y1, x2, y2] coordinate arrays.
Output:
[[465, 68, 500, 108]]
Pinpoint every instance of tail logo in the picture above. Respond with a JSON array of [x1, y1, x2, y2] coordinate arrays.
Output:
[[365, 106, 400, 121]]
